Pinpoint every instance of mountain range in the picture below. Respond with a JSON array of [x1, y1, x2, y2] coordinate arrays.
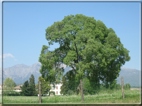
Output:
[[3, 63, 41, 85], [2, 63, 141, 87]]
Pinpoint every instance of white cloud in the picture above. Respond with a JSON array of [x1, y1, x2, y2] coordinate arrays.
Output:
[[0, 53, 14, 59]]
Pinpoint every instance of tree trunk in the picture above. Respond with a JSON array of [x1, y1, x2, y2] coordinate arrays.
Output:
[[121, 77, 124, 99], [80, 79, 84, 102], [39, 81, 42, 103]]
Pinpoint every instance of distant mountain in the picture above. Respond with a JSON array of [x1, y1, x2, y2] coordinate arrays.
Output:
[[117, 68, 141, 87], [2, 63, 70, 85], [3, 63, 41, 85], [2, 63, 141, 87]]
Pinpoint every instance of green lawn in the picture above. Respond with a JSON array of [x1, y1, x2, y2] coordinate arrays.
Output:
[[0, 95, 2, 104], [3, 89, 141, 104]]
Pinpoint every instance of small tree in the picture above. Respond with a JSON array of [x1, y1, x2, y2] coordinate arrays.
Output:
[[124, 83, 131, 90], [3, 78, 16, 90], [21, 74, 36, 96], [3, 78, 16, 96], [29, 74, 36, 96], [21, 80, 31, 96], [83, 77, 94, 95]]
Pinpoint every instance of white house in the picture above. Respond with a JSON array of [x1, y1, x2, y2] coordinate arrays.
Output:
[[50, 83, 62, 95]]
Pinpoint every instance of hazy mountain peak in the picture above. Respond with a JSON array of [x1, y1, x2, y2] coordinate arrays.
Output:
[[9, 64, 29, 68], [31, 62, 41, 66], [121, 67, 140, 71], [3, 63, 41, 84]]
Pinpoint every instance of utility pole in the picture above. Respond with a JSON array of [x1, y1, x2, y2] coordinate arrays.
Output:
[[39, 80, 42, 103], [121, 76, 124, 99]]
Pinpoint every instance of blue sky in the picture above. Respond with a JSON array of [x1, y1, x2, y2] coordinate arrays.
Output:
[[3, 2, 141, 70]]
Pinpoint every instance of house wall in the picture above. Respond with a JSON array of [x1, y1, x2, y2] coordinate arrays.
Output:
[[50, 83, 62, 95]]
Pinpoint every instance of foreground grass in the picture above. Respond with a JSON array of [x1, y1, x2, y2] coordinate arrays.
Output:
[[0, 95, 1, 104], [3, 90, 141, 104]]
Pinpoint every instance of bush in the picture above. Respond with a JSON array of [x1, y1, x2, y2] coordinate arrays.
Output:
[[3, 90, 21, 96], [67, 90, 75, 95], [49, 91, 55, 96], [115, 84, 121, 90], [124, 83, 131, 90]]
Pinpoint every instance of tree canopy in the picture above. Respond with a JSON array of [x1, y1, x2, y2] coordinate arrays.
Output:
[[38, 76, 51, 95], [29, 74, 36, 96], [21, 74, 36, 96], [3, 78, 16, 90], [21, 80, 31, 96], [39, 14, 130, 94]]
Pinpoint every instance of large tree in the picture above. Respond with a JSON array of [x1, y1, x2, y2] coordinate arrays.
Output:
[[39, 14, 130, 100]]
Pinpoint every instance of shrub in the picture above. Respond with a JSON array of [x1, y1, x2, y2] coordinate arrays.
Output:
[[67, 90, 75, 95], [3, 90, 21, 96], [115, 84, 121, 90], [124, 83, 131, 90], [49, 91, 55, 96]]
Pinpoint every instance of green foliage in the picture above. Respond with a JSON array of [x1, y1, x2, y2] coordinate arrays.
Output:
[[66, 90, 75, 95], [115, 84, 121, 90], [21, 74, 36, 96], [61, 71, 79, 95], [39, 76, 51, 95], [29, 74, 36, 96], [109, 80, 117, 89], [99, 83, 131, 91], [3, 78, 17, 96], [21, 80, 31, 96], [3, 78, 16, 90], [3, 90, 21, 96], [83, 78, 94, 95], [49, 91, 55, 96], [124, 83, 131, 90], [39, 14, 130, 94]]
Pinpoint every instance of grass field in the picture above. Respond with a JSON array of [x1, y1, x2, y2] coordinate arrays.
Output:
[[3, 89, 141, 104], [0, 95, 1, 104]]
